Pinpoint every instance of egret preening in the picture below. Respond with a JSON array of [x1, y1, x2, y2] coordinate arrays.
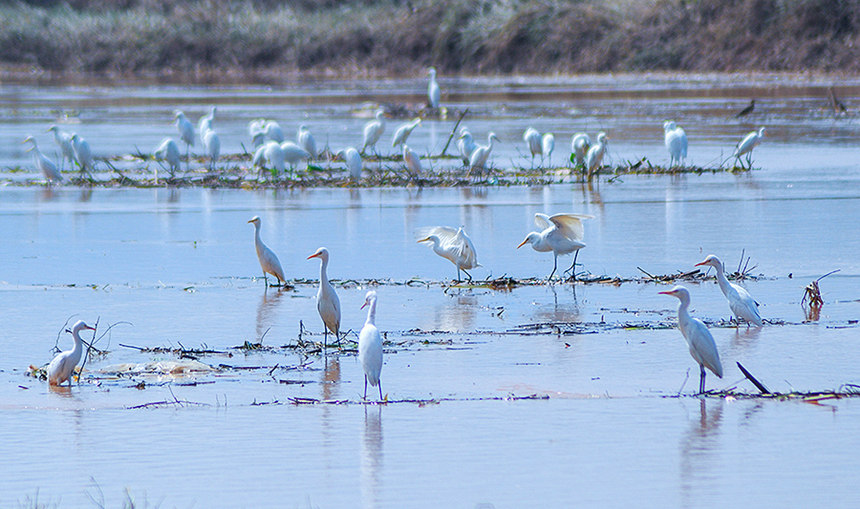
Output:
[[695, 255, 763, 327], [23, 136, 62, 184], [659, 286, 724, 394], [416, 226, 480, 281], [457, 127, 477, 166], [153, 137, 181, 180], [255, 141, 285, 177], [174, 110, 194, 168], [584, 132, 608, 179], [298, 124, 318, 159], [47, 320, 96, 386], [663, 121, 688, 167], [198, 106, 216, 145], [69, 133, 93, 177], [248, 216, 286, 286], [467, 132, 500, 175], [542, 133, 555, 167], [308, 247, 341, 349], [427, 67, 441, 109], [264, 120, 285, 143], [47, 125, 74, 171], [517, 213, 593, 280], [392, 118, 421, 149], [338, 147, 363, 180], [523, 127, 542, 168], [402, 144, 422, 177], [359, 290, 384, 401], [249, 119, 267, 148], [280, 141, 311, 174], [732, 127, 765, 168], [571, 133, 591, 167], [362, 110, 386, 155], [203, 129, 220, 171]]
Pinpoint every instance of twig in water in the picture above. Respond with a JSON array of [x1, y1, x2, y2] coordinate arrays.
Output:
[[677, 368, 690, 396], [439, 108, 468, 157], [737, 361, 770, 394], [637, 266, 656, 279], [77, 316, 100, 385]]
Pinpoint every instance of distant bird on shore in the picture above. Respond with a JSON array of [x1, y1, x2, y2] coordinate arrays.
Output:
[[248, 216, 286, 286], [153, 137, 181, 179], [517, 213, 593, 280], [174, 111, 194, 167], [264, 120, 285, 143], [457, 126, 477, 166], [416, 226, 480, 281], [523, 127, 542, 168], [542, 133, 555, 167], [427, 67, 441, 109], [732, 127, 765, 167], [48, 320, 96, 386], [735, 99, 755, 118], [571, 133, 591, 168], [337, 147, 362, 180], [203, 129, 220, 171], [467, 132, 500, 175], [359, 290, 384, 401], [663, 121, 688, 167], [198, 106, 216, 145], [308, 247, 341, 349], [659, 286, 723, 394], [392, 118, 421, 149], [281, 141, 311, 173], [695, 255, 762, 327], [47, 125, 74, 171], [255, 141, 285, 177], [402, 144, 422, 177], [249, 119, 267, 148], [298, 124, 318, 159], [584, 132, 608, 179], [362, 110, 386, 155], [23, 136, 62, 184], [69, 133, 93, 176]]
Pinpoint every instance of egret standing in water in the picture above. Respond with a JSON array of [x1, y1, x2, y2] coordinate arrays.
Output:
[[69, 133, 93, 177], [248, 216, 286, 286], [467, 132, 500, 175], [402, 144, 422, 177], [198, 106, 216, 145], [427, 67, 441, 109], [457, 126, 477, 166], [517, 213, 593, 280], [153, 137, 181, 180], [47, 320, 96, 386], [523, 127, 542, 168], [298, 124, 318, 159], [280, 141, 311, 174], [308, 247, 341, 348], [359, 290, 384, 401], [416, 226, 480, 281], [23, 136, 62, 184], [47, 125, 74, 171], [362, 110, 386, 156], [571, 133, 591, 167], [203, 129, 220, 171], [695, 255, 763, 327], [338, 147, 363, 180], [542, 133, 555, 167], [391, 118, 421, 149], [659, 286, 723, 394], [732, 127, 765, 168], [174, 111, 194, 168], [663, 120, 687, 167], [584, 132, 608, 179]]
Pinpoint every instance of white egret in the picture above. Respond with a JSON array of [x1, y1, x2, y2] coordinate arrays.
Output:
[[69, 133, 93, 176], [253, 141, 285, 177], [359, 290, 384, 400], [47, 320, 96, 386], [338, 147, 362, 180], [23, 136, 62, 184], [402, 144, 422, 177], [391, 118, 421, 148], [584, 131, 608, 179], [571, 133, 591, 167], [659, 285, 724, 394], [298, 124, 318, 159], [663, 121, 688, 167], [457, 126, 477, 166], [695, 255, 763, 327], [280, 141, 311, 173], [264, 120, 285, 143], [542, 132, 555, 167], [308, 247, 341, 348], [467, 132, 500, 175], [362, 110, 386, 155], [249, 119, 267, 148], [416, 226, 479, 281], [174, 111, 194, 166], [248, 216, 286, 286], [198, 106, 216, 145], [517, 213, 593, 280], [732, 127, 765, 167], [153, 137, 181, 179], [203, 129, 220, 171], [47, 125, 74, 171], [427, 67, 441, 109], [523, 127, 542, 168]]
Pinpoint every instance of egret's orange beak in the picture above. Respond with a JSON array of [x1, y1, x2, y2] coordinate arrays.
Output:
[[658, 290, 674, 295], [307, 253, 320, 260], [361, 301, 368, 310], [85, 325, 96, 331], [694, 261, 707, 267], [516, 238, 528, 249], [417, 237, 431, 243]]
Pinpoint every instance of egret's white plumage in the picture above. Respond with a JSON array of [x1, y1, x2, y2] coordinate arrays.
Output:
[[359, 290, 384, 400], [542, 133, 555, 167], [153, 137, 181, 179], [248, 119, 267, 148], [663, 120, 688, 167], [517, 213, 593, 280], [523, 127, 542, 167], [280, 141, 311, 172], [338, 147, 362, 180], [571, 133, 591, 167], [69, 133, 93, 175], [695, 255, 763, 327], [392, 118, 421, 148], [203, 129, 220, 171], [427, 67, 441, 108], [264, 121, 285, 143], [255, 141, 285, 176], [362, 110, 386, 154], [198, 106, 216, 145], [248, 216, 286, 286], [23, 136, 62, 184], [457, 127, 477, 165], [467, 132, 500, 174], [733, 127, 765, 166], [659, 285, 724, 393], [47, 320, 96, 386], [308, 247, 341, 348], [584, 132, 608, 178], [402, 144, 422, 176], [297, 124, 318, 159], [416, 226, 479, 281], [174, 110, 194, 152], [47, 125, 74, 171]]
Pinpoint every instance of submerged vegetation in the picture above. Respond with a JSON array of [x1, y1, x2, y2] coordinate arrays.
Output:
[[2, 0, 859, 77]]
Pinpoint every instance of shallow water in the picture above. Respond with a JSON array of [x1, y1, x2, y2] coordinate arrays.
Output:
[[1, 75, 860, 507]]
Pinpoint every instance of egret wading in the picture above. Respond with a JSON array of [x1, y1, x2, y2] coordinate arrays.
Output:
[[23, 136, 62, 184], [298, 125, 318, 159], [517, 213, 593, 280], [153, 137, 181, 180], [338, 147, 363, 180], [467, 132, 500, 175], [47, 320, 96, 386], [69, 133, 93, 177], [174, 110, 194, 169], [416, 226, 480, 281], [427, 67, 441, 109], [457, 127, 477, 166], [663, 120, 688, 167], [198, 106, 216, 145], [695, 255, 763, 327], [523, 127, 542, 168], [248, 216, 286, 286], [359, 290, 384, 401], [542, 133, 555, 167], [732, 127, 765, 168], [47, 125, 74, 171], [308, 247, 341, 349], [402, 144, 422, 177], [362, 110, 386, 155], [571, 133, 591, 168], [584, 132, 608, 179]]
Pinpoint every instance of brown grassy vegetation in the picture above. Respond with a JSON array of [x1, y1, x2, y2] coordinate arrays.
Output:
[[2, 0, 859, 76]]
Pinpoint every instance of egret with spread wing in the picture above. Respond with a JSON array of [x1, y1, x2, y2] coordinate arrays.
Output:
[[517, 213, 593, 280], [416, 226, 480, 281]]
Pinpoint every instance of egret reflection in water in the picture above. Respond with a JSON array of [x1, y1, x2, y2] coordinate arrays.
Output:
[[361, 405, 384, 509]]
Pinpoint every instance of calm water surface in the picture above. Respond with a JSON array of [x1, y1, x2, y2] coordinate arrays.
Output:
[[1, 75, 859, 507]]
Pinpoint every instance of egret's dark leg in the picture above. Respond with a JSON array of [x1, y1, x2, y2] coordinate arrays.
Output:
[[378, 381, 383, 401], [364, 375, 368, 400], [548, 254, 558, 280], [699, 364, 706, 394], [457, 267, 461, 283], [463, 268, 473, 281], [323, 328, 328, 351], [564, 250, 581, 281]]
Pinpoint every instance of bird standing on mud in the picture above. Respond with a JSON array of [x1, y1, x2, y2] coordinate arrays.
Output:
[[584, 132, 608, 179], [174, 110, 194, 168], [47, 320, 96, 386], [695, 255, 763, 327], [47, 125, 75, 171], [542, 133, 555, 167], [154, 137, 181, 180], [23, 136, 62, 184], [571, 133, 591, 168], [523, 127, 542, 168], [69, 133, 94, 177], [467, 132, 500, 175], [663, 121, 687, 167], [362, 110, 386, 155], [732, 127, 765, 168], [659, 286, 723, 394], [248, 216, 286, 286], [517, 213, 593, 280], [416, 226, 480, 281], [338, 147, 363, 180], [427, 67, 441, 109], [359, 290, 384, 401], [308, 247, 341, 349]]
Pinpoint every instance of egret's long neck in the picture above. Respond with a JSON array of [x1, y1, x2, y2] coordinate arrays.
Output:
[[71, 328, 85, 357], [676, 295, 692, 326], [712, 261, 732, 296], [319, 257, 329, 284], [366, 299, 377, 326]]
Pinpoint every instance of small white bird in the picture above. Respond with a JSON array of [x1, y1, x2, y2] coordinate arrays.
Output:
[[248, 119, 267, 148], [467, 132, 500, 175], [297, 124, 318, 159], [153, 137, 181, 180], [359, 290, 384, 401], [402, 144, 422, 177], [46, 125, 74, 171], [427, 67, 441, 109], [254, 141, 285, 177], [659, 285, 724, 394], [732, 127, 766, 167], [695, 255, 763, 327], [198, 106, 216, 145], [584, 131, 608, 179], [174, 111, 195, 165], [457, 126, 477, 166], [571, 133, 591, 167], [517, 213, 593, 280], [203, 129, 220, 171], [663, 120, 688, 167], [23, 136, 62, 184], [308, 247, 341, 348], [338, 147, 363, 180], [362, 110, 386, 155], [69, 133, 93, 176], [392, 118, 421, 148], [416, 226, 480, 281], [248, 216, 286, 286], [280, 141, 311, 173], [523, 127, 542, 168], [264, 120, 285, 143], [47, 320, 96, 386], [542, 133, 555, 167]]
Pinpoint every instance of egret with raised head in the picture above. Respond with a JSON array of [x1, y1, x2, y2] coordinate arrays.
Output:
[[308, 247, 341, 348], [248, 216, 286, 286], [359, 290, 384, 401], [47, 320, 96, 386], [695, 255, 762, 327]]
